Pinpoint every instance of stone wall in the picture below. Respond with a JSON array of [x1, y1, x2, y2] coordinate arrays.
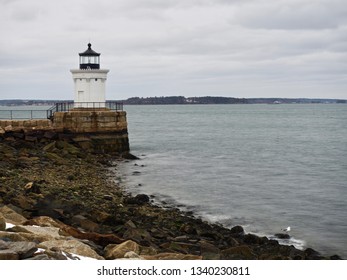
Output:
[[0, 111, 129, 154], [52, 111, 128, 133]]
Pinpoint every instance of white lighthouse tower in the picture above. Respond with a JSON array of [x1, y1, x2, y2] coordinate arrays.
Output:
[[70, 43, 109, 108]]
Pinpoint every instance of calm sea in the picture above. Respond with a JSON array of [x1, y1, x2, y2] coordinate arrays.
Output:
[[118, 104, 347, 258]]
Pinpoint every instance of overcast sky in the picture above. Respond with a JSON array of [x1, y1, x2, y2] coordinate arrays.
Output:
[[0, 0, 346, 100]]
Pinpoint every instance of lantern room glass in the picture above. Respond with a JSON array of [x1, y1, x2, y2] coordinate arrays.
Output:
[[80, 56, 99, 65]]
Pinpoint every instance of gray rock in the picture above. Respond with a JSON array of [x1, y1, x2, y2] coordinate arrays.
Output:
[[125, 194, 150, 205], [44, 249, 68, 260], [125, 220, 137, 229], [221, 245, 257, 260], [173, 235, 189, 242], [230, 225, 244, 236], [200, 241, 220, 260], [0, 250, 19, 260], [39, 239, 104, 260], [25, 254, 51, 260], [7, 241, 38, 259], [103, 195, 113, 201], [274, 233, 290, 239], [0, 214, 6, 231], [304, 248, 322, 259], [0, 205, 27, 225], [243, 233, 265, 244]]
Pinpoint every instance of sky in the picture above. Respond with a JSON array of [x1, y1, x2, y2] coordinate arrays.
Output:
[[0, 0, 346, 100]]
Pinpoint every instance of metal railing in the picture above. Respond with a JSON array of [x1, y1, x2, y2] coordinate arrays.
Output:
[[47, 101, 123, 119], [0, 110, 49, 120], [0, 102, 123, 120]]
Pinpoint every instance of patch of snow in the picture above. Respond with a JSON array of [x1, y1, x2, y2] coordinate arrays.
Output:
[[36, 248, 46, 253], [5, 223, 15, 229], [62, 251, 98, 261]]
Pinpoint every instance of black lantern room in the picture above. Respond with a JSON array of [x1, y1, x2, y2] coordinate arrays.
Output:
[[79, 43, 100, 70]]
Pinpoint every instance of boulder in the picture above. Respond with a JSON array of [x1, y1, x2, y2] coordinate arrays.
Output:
[[25, 136, 37, 142], [0, 240, 9, 249], [180, 224, 197, 235], [304, 248, 323, 260], [125, 194, 150, 205], [0, 250, 19, 260], [330, 255, 342, 260], [39, 239, 104, 260], [45, 152, 66, 165], [0, 231, 28, 242], [43, 142, 57, 152], [142, 253, 202, 260], [9, 225, 62, 240], [43, 131, 57, 140], [26, 254, 51, 260], [123, 227, 152, 244], [23, 182, 41, 194], [4, 125, 13, 132], [24, 216, 63, 228], [122, 153, 140, 160], [13, 132, 25, 139], [221, 245, 257, 260], [0, 214, 6, 231], [0, 229, 60, 244], [105, 240, 140, 259], [138, 245, 157, 256], [59, 141, 83, 156], [93, 210, 111, 223], [6, 241, 38, 259], [274, 233, 290, 239], [103, 195, 113, 201], [71, 215, 99, 232], [161, 241, 200, 255], [0, 240, 38, 259], [105, 240, 157, 259], [0, 205, 27, 225], [200, 240, 220, 260], [41, 248, 68, 260], [124, 220, 137, 229], [123, 251, 144, 259], [11, 194, 36, 210], [243, 233, 265, 244], [230, 225, 245, 236], [25, 216, 124, 246]]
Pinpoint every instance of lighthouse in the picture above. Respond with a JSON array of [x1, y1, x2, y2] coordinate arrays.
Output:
[[70, 43, 109, 108]]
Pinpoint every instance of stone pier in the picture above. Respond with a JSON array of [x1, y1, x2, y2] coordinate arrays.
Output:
[[0, 110, 129, 154]]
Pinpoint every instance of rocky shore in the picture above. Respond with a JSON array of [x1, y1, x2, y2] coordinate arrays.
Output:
[[0, 139, 342, 260]]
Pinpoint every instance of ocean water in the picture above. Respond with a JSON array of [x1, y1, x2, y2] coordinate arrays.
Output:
[[0, 105, 50, 119], [118, 104, 347, 258]]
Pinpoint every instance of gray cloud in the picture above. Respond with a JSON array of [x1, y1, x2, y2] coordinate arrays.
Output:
[[233, 0, 347, 30], [0, 0, 346, 100]]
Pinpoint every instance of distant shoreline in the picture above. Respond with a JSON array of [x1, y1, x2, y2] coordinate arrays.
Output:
[[1, 96, 346, 107]]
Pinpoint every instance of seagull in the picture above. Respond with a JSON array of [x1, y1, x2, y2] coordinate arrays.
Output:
[[282, 226, 291, 232]]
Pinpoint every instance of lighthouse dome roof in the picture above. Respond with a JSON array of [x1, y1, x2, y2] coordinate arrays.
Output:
[[79, 43, 100, 56]]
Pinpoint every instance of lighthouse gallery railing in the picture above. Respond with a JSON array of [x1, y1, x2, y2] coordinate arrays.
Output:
[[0, 102, 123, 120], [46, 101, 123, 119]]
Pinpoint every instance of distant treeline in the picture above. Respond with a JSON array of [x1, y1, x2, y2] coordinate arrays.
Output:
[[122, 96, 346, 105], [1, 96, 346, 106], [0, 100, 71, 106]]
